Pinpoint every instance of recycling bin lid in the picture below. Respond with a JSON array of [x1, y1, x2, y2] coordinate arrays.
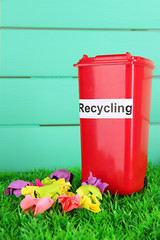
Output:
[[74, 52, 155, 69]]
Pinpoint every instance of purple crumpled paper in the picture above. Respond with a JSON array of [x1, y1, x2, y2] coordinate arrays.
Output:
[[49, 168, 73, 183], [4, 180, 33, 197], [81, 172, 109, 194]]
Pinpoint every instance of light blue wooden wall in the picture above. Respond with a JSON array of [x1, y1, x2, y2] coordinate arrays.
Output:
[[0, 0, 160, 170]]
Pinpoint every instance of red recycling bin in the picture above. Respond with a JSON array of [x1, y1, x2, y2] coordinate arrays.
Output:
[[74, 52, 155, 195]]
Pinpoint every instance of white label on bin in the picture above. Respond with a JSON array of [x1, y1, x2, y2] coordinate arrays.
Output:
[[79, 99, 133, 119]]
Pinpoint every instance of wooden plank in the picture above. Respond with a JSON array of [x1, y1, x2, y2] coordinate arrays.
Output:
[[150, 78, 160, 123], [0, 29, 159, 77], [148, 125, 160, 165], [0, 124, 159, 171], [0, 126, 81, 171], [0, 77, 159, 124], [1, 0, 160, 29], [0, 77, 79, 124]]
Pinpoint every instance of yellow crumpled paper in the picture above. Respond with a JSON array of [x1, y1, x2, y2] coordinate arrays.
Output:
[[21, 178, 72, 202], [76, 185, 102, 213]]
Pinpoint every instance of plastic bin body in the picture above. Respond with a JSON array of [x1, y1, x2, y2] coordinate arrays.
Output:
[[74, 53, 155, 195]]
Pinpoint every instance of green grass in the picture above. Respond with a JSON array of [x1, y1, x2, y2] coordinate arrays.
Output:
[[0, 162, 160, 240]]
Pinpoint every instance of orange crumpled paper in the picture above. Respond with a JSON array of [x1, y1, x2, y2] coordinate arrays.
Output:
[[58, 194, 82, 213]]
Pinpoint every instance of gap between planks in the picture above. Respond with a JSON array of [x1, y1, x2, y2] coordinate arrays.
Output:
[[1, 27, 160, 31], [0, 124, 159, 127], [0, 76, 160, 79], [0, 124, 80, 127]]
